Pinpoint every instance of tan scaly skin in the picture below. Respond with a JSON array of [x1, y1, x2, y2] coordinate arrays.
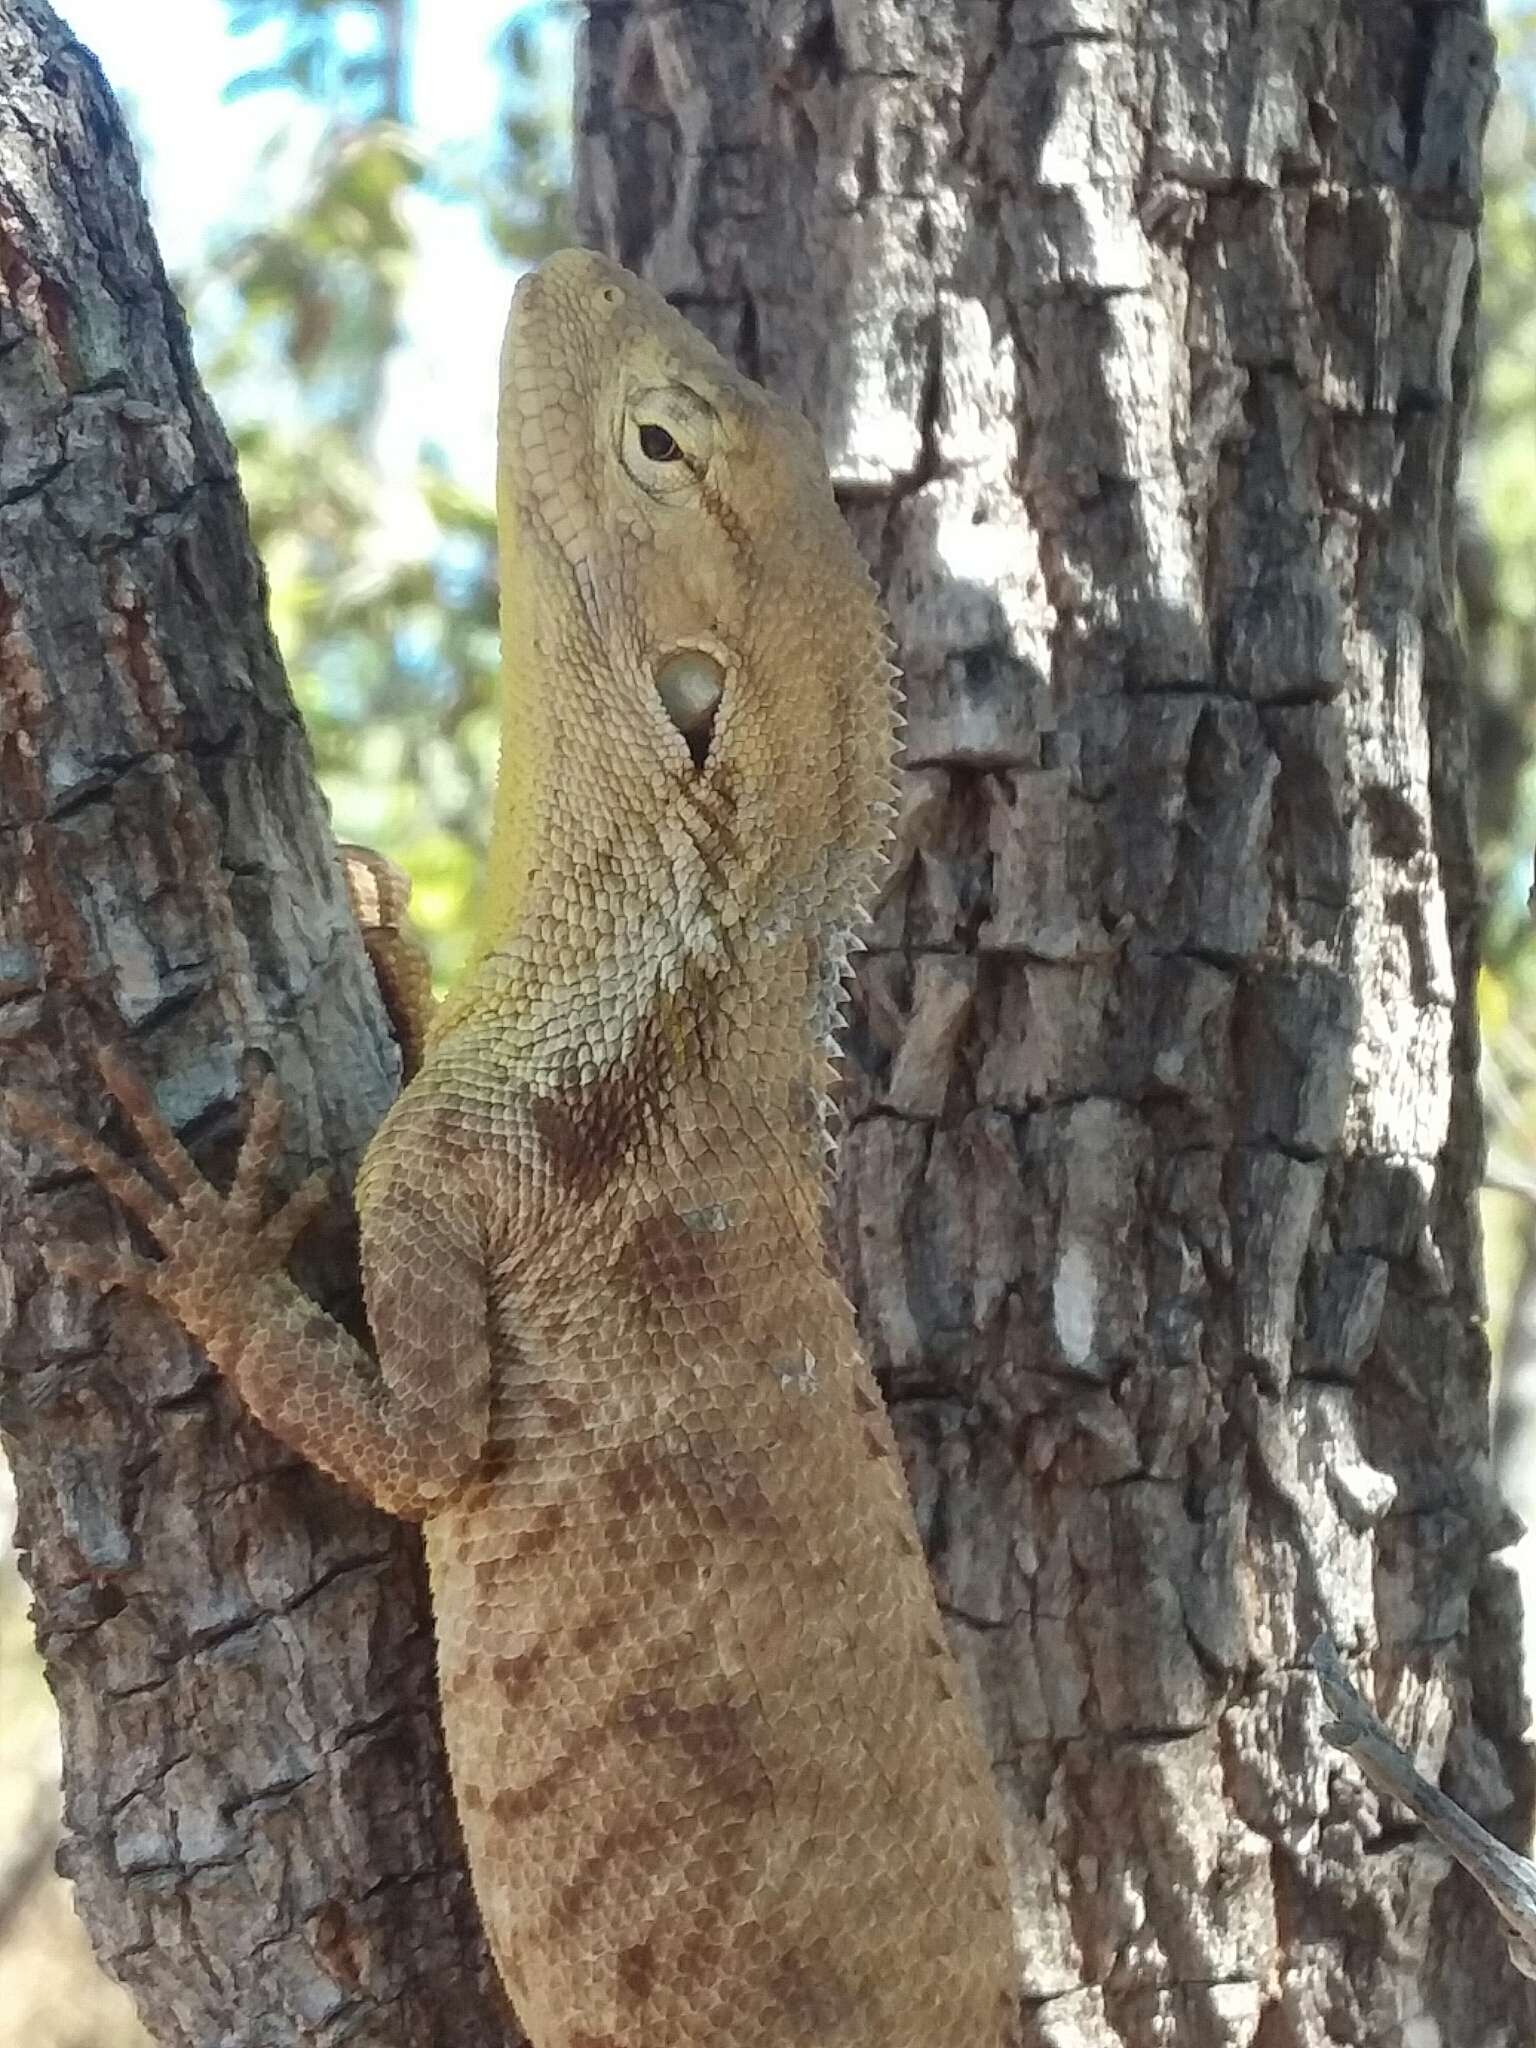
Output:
[[11, 250, 1018, 2047]]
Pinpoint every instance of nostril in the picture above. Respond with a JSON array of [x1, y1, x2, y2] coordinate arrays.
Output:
[[655, 650, 724, 771]]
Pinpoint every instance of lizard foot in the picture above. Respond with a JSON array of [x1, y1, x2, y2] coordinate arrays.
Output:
[[338, 842, 434, 1081], [5, 1051, 330, 1318]]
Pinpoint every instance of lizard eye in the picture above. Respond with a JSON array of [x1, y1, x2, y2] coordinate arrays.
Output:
[[621, 388, 715, 496], [637, 422, 682, 462]]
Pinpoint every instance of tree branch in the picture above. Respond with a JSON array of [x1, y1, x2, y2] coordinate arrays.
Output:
[[0, 5, 512, 2042], [1314, 1635, 1536, 1983]]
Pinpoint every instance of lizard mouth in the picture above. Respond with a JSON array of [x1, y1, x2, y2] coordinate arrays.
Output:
[[655, 648, 725, 771]]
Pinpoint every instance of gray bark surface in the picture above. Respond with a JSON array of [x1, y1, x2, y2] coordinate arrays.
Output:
[[574, 2, 1534, 2042], [0, 6, 508, 2043]]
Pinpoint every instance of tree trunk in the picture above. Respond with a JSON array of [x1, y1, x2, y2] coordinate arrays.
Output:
[[5, 0, 1529, 2042], [0, 6, 509, 2043], [575, 3, 1533, 2042]]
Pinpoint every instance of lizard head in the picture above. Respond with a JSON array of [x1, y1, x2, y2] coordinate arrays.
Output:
[[479, 247, 897, 978]]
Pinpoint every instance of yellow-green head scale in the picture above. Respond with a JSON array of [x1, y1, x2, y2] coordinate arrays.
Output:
[[443, 249, 897, 1064]]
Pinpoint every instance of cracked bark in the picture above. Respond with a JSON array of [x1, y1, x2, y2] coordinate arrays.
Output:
[[2, 0, 1529, 2043], [0, 6, 510, 2045], [575, 2, 1535, 2044]]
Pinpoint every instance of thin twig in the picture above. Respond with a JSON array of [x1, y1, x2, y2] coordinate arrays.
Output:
[[1312, 1634, 1536, 1982]]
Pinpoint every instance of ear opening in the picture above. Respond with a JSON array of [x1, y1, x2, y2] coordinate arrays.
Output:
[[655, 649, 725, 772]]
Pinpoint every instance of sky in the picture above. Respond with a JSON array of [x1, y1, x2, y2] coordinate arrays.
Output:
[[57, 0, 538, 499]]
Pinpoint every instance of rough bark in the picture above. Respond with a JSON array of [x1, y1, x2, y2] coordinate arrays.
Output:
[[575, 3, 1533, 2043], [0, 7, 508, 2044]]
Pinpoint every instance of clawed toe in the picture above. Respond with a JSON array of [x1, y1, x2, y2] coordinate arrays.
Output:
[[2, 1087, 170, 1230], [95, 1048, 206, 1200], [4, 1054, 326, 1290], [259, 1169, 333, 1260], [229, 1072, 289, 1230]]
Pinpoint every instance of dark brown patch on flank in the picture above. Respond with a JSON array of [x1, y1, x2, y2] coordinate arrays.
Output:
[[443, 1659, 486, 1701], [599, 1443, 691, 1520], [601, 1436, 782, 1547], [569, 1619, 610, 1656], [528, 1091, 625, 1199], [607, 1689, 772, 1828], [488, 1708, 624, 1831], [491, 1640, 552, 1690], [610, 1204, 726, 1320], [552, 1812, 670, 1930], [670, 1921, 722, 1991], [490, 1751, 582, 1828], [526, 1024, 670, 1200], [769, 1945, 858, 2034], [617, 1938, 659, 2004], [853, 1383, 880, 1414], [509, 1501, 571, 1562]]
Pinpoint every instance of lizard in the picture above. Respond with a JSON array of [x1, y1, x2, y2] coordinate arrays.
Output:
[[9, 248, 1018, 2048]]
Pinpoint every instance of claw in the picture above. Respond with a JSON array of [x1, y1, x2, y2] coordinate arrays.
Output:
[[229, 1073, 287, 1231], [95, 1047, 205, 1201], [259, 1168, 331, 1260]]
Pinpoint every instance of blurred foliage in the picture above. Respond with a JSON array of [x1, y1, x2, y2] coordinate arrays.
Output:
[[1476, 8, 1536, 942], [191, 0, 571, 980], [1476, 5, 1536, 1381]]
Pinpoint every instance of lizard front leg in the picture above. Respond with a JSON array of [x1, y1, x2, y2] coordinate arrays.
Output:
[[6, 1050, 491, 1521]]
